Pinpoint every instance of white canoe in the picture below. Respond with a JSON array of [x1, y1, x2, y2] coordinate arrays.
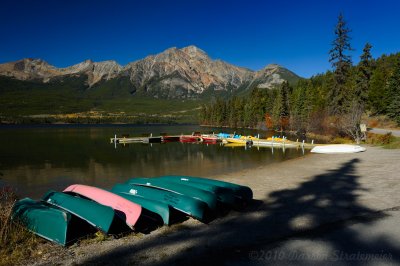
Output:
[[311, 144, 366, 154]]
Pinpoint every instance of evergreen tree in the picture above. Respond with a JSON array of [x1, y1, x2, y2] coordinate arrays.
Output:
[[355, 43, 373, 107], [328, 13, 353, 114], [385, 58, 400, 125], [272, 81, 291, 130]]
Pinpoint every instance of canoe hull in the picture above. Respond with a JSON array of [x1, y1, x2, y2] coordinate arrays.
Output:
[[159, 175, 253, 204], [12, 198, 94, 246], [311, 144, 366, 154], [112, 183, 207, 221], [112, 190, 171, 225], [42, 191, 116, 234], [126, 178, 217, 210], [63, 184, 142, 229]]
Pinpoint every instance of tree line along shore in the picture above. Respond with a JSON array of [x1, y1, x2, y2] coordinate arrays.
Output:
[[200, 14, 400, 143]]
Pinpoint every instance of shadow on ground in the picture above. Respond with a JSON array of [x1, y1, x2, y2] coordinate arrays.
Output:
[[82, 158, 400, 265]]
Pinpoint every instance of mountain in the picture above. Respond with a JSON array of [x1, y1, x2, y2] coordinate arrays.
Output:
[[0, 58, 122, 86], [0, 45, 301, 99]]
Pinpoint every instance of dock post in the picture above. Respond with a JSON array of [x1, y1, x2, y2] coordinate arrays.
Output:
[[312, 139, 314, 145], [302, 140, 305, 148], [114, 134, 117, 149]]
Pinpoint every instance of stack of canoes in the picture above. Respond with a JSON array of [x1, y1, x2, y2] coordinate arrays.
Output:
[[12, 176, 252, 246]]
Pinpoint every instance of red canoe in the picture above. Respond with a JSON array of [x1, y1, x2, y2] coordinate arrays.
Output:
[[180, 135, 203, 142]]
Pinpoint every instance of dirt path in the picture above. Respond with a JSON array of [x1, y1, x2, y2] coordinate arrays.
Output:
[[30, 146, 400, 266]]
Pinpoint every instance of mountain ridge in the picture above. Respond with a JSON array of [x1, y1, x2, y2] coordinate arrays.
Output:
[[0, 45, 301, 99]]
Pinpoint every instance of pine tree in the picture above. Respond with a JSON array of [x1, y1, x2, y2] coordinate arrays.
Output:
[[386, 58, 400, 125], [328, 13, 353, 115], [272, 81, 291, 131], [355, 43, 373, 107]]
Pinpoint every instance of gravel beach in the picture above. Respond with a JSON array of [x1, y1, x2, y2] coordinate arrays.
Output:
[[30, 146, 400, 265]]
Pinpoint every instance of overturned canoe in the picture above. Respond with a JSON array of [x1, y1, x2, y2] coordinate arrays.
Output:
[[12, 198, 94, 246], [126, 178, 218, 210], [42, 191, 118, 234], [112, 183, 208, 221], [63, 184, 142, 230], [311, 144, 366, 154], [158, 176, 253, 203], [152, 177, 235, 205], [111, 189, 171, 225]]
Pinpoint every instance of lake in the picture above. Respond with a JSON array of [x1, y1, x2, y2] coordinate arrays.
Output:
[[0, 124, 309, 198]]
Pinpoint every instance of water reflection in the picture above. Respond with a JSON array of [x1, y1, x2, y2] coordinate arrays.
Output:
[[0, 125, 309, 198]]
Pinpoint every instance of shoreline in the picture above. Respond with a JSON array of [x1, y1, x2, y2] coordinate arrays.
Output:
[[25, 145, 400, 265]]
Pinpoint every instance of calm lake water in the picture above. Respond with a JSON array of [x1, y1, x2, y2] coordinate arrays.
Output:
[[0, 124, 309, 198]]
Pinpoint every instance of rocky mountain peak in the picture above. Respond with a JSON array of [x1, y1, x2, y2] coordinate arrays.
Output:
[[0, 46, 301, 97], [180, 45, 208, 59]]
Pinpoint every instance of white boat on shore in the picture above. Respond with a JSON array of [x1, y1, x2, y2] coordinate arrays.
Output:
[[311, 144, 366, 154]]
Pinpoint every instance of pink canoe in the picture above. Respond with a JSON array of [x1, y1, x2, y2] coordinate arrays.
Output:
[[63, 184, 142, 229]]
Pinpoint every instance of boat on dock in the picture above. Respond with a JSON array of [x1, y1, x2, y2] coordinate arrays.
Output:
[[161, 135, 181, 142], [201, 134, 220, 143], [180, 135, 203, 142]]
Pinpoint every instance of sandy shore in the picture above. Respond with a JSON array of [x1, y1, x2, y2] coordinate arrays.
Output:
[[30, 146, 400, 265]]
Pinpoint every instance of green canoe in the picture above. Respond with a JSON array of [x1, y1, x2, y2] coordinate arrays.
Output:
[[158, 175, 253, 203], [42, 191, 118, 234], [111, 188, 171, 225], [153, 176, 235, 205], [126, 178, 218, 210], [112, 183, 208, 221], [12, 198, 94, 246]]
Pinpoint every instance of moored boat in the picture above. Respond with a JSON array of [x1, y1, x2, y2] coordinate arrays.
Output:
[[161, 135, 181, 142], [63, 184, 142, 230], [179, 135, 203, 142], [201, 134, 220, 143]]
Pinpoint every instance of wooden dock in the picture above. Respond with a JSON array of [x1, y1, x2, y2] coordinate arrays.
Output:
[[110, 134, 317, 149], [110, 135, 176, 144], [251, 139, 315, 149]]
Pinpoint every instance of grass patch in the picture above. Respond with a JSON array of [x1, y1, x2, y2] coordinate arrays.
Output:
[[383, 136, 400, 149], [366, 132, 400, 149], [0, 187, 44, 266]]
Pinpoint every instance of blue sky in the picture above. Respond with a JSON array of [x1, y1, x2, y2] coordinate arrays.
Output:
[[1, 0, 400, 77]]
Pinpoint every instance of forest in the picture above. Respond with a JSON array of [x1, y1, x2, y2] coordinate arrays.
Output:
[[200, 14, 400, 142]]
